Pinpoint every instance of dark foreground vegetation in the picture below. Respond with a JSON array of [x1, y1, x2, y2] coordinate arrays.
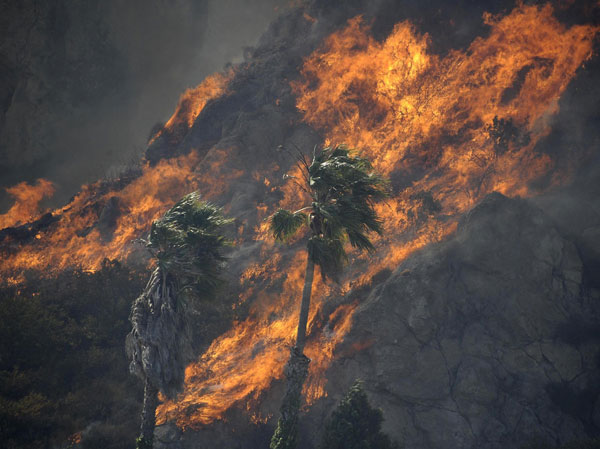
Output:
[[0, 260, 145, 449]]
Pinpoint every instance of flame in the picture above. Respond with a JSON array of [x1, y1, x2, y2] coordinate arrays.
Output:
[[157, 3, 598, 430], [150, 71, 233, 145], [0, 152, 202, 277], [156, 249, 353, 427], [293, 5, 597, 207], [289, 0, 599, 286], [68, 432, 82, 445], [0, 146, 248, 278], [157, 250, 315, 427], [0, 179, 55, 229], [1, 2, 598, 432], [0, 71, 237, 280]]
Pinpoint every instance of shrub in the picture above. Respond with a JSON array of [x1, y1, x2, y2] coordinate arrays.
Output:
[[319, 380, 400, 449]]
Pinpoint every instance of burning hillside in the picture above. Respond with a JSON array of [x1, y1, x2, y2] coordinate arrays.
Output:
[[1, 1, 600, 448], [158, 2, 599, 430]]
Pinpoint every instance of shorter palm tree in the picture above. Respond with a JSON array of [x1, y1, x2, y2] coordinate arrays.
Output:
[[126, 192, 232, 449], [269, 145, 388, 449]]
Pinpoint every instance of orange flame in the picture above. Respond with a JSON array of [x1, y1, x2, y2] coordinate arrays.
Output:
[[150, 71, 234, 145], [156, 249, 354, 427], [293, 4, 597, 209], [0, 179, 55, 229], [0, 70, 237, 280], [0, 152, 201, 277], [0, 146, 248, 278]]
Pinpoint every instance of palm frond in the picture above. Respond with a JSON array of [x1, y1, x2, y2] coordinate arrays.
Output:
[[278, 144, 388, 280], [270, 209, 307, 241], [147, 191, 233, 298], [307, 235, 347, 281], [346, 229, 376, 252]]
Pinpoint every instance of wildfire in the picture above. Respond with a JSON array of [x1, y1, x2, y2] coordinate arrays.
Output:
[[293, 4, 597, 204], [1, 1, 597, 433], [0, 71, 239, 280], [157, 3, 598, 430], [291, 1, 598, 275], [0, 179, 55, 229], [150, 71, 233, 145], [0, 152, 202, 278], [156, 249, 354, 427]]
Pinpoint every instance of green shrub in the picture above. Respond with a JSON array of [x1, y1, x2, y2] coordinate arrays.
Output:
[[319, 380, 400, 449]]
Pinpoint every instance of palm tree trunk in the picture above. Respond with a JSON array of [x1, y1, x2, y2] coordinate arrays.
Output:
[[138, 375, 159, 449], [270, 257, 314, 449], [294, 258, 314, 353]]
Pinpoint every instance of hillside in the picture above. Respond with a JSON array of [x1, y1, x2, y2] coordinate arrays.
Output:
[[0, 1, 599, 448]]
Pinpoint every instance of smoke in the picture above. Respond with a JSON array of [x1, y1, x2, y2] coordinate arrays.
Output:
[[0, 0, 283, 210]]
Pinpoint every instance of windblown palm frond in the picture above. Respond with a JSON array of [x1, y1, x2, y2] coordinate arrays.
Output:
[[147, 191, 233, 297], [305, 145, 389, 280], [270, 208, 308, 241]]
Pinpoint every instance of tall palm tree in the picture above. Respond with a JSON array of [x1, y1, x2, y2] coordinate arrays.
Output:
[[126, 191, 232, 449], [269, 145, 388, 449]]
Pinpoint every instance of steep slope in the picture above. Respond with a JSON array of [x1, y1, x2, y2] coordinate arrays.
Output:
[[0, 1, 599, 448], [319, 193, 600, 449], [158, 193, 600, 449]]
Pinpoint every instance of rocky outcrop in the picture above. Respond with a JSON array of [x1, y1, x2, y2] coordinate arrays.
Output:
[[320, 193, 600, 449]]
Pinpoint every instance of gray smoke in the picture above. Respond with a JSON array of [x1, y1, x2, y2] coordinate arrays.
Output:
[[0, 0, 283, 210]]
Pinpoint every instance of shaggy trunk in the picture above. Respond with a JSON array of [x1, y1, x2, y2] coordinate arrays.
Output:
[[138, 376, 159, 448], [270, 258, 314, 449], [126, 267, 192, 448]]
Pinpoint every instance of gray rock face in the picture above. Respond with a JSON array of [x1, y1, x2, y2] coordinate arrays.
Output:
[[322, 193, 600, 449]]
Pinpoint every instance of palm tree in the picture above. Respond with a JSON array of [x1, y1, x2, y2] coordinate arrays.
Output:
[[126, 191, 232, 449], [269, 145, 389, 449]]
